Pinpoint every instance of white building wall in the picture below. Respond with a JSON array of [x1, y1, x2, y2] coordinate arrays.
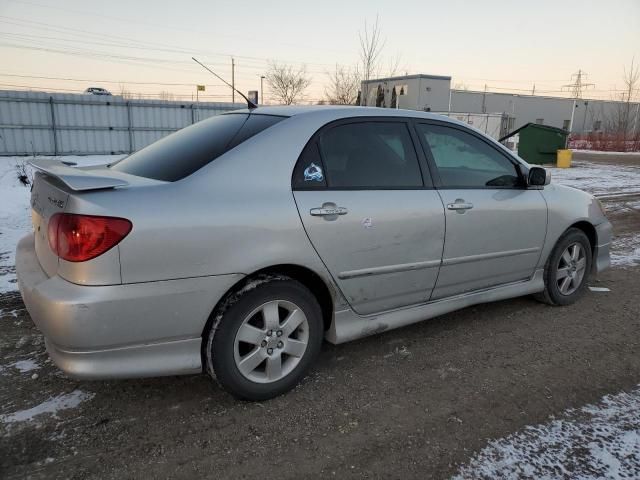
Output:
[[361, 75, 451, 111], [360, 74, 639, 136]]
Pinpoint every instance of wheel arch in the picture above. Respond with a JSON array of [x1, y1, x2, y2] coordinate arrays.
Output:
[[568, 220, 597, 268], [200, 263, 335, 344]]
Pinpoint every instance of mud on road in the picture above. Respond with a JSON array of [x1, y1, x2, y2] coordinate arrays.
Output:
[[1, 193, 639, 479]]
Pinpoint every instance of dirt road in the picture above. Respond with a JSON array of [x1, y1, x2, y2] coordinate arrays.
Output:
[[1, 185, 639, 480]]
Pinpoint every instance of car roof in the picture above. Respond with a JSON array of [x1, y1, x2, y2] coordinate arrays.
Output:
[[228, 105, 459, 123]]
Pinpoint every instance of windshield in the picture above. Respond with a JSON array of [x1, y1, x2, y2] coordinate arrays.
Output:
[[110, 113, 285, 181]]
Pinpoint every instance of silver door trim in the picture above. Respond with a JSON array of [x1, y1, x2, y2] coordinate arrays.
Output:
[[442, 247, 540, 267], [338, 259, 442, 280]]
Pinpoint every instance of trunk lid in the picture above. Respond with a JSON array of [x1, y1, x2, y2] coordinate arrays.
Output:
[[30, 172, 69, 277], [28, 160, 158, 281]]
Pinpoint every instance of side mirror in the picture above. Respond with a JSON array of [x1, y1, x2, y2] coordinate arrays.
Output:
[[528, 166, 550, 187]]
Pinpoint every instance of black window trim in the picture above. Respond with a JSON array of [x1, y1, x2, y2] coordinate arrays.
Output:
[[411, 118, 528, 190], [291, 116, 436, 191]]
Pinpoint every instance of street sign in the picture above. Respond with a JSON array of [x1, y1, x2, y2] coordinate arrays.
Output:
[[197, 85, 206, 92]]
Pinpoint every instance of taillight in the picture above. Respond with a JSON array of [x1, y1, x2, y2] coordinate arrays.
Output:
[[47, 213, 132, 262]]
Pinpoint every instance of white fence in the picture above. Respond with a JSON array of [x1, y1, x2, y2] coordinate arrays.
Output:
[[0, 90, 244, 156]]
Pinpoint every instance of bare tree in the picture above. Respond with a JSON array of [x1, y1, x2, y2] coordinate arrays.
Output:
[[158, 90, 175, 101], [359, 16, 385, 106], [265, 61, 311, 105], [386, 53, 402, 78], [605, 58, 640, 149], [325, 65, 361, 105], [119, 84, 134, 99]]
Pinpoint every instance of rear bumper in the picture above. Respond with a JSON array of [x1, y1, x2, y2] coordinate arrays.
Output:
[[594, 220, 612, 273], [16, 234, 243, 379]]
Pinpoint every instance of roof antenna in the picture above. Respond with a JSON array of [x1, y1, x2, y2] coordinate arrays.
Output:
[[192, 57, 258, 110]]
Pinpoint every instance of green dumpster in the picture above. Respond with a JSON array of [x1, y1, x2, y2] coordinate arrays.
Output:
[[499, 123, 569, 165]]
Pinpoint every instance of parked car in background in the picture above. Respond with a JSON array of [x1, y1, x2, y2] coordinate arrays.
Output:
[[84, 87, 112, 96], [15, 106, 611, 401]]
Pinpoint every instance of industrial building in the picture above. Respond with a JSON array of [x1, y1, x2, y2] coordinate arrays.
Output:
[[361, 74, 640, 136]]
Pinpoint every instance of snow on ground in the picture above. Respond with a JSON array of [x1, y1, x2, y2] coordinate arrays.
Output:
[[453, 385, 640, 479], [0, 155, 123, 293], [548, 161, 640, 196], [0, 390, 94, 425], [611, 234, 640, 268], [10, 358, 40, 373], [572, 149, 640, 156]]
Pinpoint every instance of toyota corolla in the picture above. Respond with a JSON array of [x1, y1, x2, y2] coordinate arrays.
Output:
[[16, 106, 611, 400]]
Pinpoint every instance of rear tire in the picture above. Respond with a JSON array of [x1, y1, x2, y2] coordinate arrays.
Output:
[[205, 276, 323, 401], [536, 228, 592, 306]]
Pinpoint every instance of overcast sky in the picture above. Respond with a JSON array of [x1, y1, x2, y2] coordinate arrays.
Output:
[[1, 0, 638, 102]]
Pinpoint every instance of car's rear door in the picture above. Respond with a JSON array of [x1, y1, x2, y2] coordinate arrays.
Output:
[[414, 121, 547, 300], [292, 118, 445, 315]]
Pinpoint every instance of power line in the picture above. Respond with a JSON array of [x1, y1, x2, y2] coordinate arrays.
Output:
[[0, 73, 226, 87], [4, 0, 350, 56], [0, 15, 349, 69], [0, 82, 233, 99]]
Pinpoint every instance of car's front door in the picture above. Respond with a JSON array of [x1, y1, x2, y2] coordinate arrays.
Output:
[[293, 119, 445, 315], [414, 122, 547, 300]]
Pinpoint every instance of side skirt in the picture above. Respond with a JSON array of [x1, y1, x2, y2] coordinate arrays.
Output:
[[326, 269, 545, 344]]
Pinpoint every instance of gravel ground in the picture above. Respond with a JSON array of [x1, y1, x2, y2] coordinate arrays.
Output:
[[1, 157, 639, 479]]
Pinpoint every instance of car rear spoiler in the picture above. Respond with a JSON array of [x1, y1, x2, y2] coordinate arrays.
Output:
[[29, 159, 129, 191]]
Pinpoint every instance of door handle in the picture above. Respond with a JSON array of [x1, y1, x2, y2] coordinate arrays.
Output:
[[447, 201, 474, 212], [310, 206, 348, 216]]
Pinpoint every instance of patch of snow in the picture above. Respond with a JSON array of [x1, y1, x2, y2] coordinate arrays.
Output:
[[11, 359, 40, 373], [0, 307, 24, 318], [610, 234, 640, 268], [572, 149, 640, 156], [0, 389, 94, 424], [453, 385, 640, 480], [0, 155, 123, 293], [588, 286, 611, 292], [549, 161, 640, 196]]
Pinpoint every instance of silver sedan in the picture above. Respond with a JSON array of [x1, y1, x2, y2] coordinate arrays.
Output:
[[16, 106, 611, 400]]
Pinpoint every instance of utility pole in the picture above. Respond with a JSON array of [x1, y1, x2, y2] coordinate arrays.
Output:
[[260, 75, 265, 105], [562, 70, 595, 133], [231, 57, 235, 104], [481, 84, 487, 113], [562, 69, 595, 99], [532, 84, 535, 95]]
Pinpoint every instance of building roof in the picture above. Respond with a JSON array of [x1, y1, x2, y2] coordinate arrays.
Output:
[[362, 73, 452, 84]]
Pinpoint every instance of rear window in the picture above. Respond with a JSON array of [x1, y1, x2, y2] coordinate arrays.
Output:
[[110, 113, 284, 181]]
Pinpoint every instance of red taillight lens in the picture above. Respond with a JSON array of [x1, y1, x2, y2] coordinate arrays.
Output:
[[48, 213, 132, 262]]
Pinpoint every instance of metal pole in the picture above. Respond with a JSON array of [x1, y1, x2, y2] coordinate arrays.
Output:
[[126, 101, 134, 153], [231, 57, 235, 104], [49, 96, 58, 156], [568, 98, 577, 133], [481, 84, 487, 113], [581, 101, 589, 133], [448, 89, 452, 114], [260, 75, 265, 105]]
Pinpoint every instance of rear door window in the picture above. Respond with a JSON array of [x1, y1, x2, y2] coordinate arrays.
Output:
[[110, 113, 284, 181], [317, 121, 423, 188]]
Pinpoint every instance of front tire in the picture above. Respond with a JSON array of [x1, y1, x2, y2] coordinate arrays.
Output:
[[205, 276, 323, 400], [537, 228, 592, 306]]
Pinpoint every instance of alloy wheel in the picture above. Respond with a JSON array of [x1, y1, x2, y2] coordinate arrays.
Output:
[[556, 242, 587, 295], [233, 300, 309, 383]]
